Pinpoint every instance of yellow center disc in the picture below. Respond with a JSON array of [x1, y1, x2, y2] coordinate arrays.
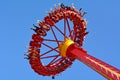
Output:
[[59, 38, 74, 57]]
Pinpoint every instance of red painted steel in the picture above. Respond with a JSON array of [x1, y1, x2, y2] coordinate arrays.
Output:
[[28, 4, 86, 76], [67, 44, 120, 80], [27, 4, 120, 80]]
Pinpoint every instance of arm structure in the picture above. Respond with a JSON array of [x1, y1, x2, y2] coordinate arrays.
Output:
[[59, 39, 120, 80]]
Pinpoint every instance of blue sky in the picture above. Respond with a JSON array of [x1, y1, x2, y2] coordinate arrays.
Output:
[[0, 0, 120, 80]]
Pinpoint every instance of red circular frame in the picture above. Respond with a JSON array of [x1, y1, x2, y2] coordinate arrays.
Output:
[[28, 6, 87, 76]]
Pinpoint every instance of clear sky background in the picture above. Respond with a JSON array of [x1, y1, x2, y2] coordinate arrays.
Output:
[[0, 0, 120, 80]]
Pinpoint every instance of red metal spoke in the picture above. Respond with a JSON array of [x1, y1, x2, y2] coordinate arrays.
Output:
[[41, 43, 59, 53], [64, 18, 66, 40], [69, 30, 74, 40], [40, 47, 58, 57], [50, 27, 59, 45], [73, 31, 76, 41], [51, 57, 63, 64], [54, 25, 67, 38], [40, 54, 60, 59], [44, 39, 63, 42], [66, 18, 71, 36], [59, 57, 66, 63], [47, 55, 60, 65]]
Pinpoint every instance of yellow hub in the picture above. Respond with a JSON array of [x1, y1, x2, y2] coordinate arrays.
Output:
[[59, 38, 74, 57]]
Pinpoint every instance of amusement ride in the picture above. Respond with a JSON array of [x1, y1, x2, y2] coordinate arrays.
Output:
[[25, 3, 120, 80]]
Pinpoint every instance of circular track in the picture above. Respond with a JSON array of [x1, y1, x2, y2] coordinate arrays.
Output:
[[27, 4, 88, 76]]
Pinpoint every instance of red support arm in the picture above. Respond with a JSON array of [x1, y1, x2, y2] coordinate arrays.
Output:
[[67, 44, 120, 80]]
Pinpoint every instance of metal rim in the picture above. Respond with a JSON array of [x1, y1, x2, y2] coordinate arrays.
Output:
[[27, 4, 88, 76]]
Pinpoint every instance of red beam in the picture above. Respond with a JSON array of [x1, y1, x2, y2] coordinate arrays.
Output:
[[67, 44, 120, 80]]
